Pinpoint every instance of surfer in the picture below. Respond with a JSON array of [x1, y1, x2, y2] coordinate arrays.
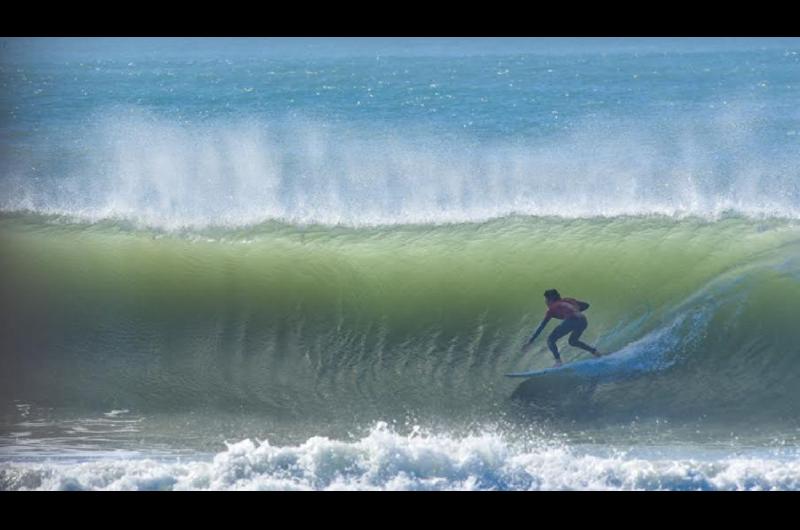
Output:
[[522, 289, 601, 366]]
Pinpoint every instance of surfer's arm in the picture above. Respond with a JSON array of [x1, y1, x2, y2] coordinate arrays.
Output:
[[523, 317, 551, 349], [577, 300, 590, 311]]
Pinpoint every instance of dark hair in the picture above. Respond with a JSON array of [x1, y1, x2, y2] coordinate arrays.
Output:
[[544, 289, 561, 301]]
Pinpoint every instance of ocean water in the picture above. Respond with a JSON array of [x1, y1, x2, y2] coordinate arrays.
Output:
[[1, 37, 800, 490]]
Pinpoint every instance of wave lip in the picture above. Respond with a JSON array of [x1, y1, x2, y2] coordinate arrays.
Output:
[[3, 424, 800, 491], [3, 109, 800, 230]]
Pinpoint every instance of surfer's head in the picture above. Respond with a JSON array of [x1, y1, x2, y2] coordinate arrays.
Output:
[[544, 289, 561, 303]]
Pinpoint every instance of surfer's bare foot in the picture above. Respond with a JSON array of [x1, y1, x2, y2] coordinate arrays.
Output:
[[591, 350, 602, 357], [554, 359, 563, 367]]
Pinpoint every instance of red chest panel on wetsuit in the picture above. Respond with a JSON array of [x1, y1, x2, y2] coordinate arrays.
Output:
[[545, 298, 581, 320]]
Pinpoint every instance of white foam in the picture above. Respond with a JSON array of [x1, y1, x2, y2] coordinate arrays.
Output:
[[3, 423, 800, 490], [2, 108, 799, 230], [103, 410, 130, 418]]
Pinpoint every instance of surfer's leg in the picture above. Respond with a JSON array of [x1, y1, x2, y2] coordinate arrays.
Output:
[[546, 337, 560, 360], [547, 321, 571, 361], [568, 318, 599, 356]]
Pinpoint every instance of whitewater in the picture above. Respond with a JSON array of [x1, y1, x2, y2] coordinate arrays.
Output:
[[1, 37, 800, 490]]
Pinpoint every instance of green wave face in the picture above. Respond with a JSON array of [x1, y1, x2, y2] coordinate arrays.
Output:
[[2, 213, 800, 424]]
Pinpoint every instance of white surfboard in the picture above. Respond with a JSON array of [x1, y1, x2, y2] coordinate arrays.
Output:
[[505, 353, 610, 378]]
